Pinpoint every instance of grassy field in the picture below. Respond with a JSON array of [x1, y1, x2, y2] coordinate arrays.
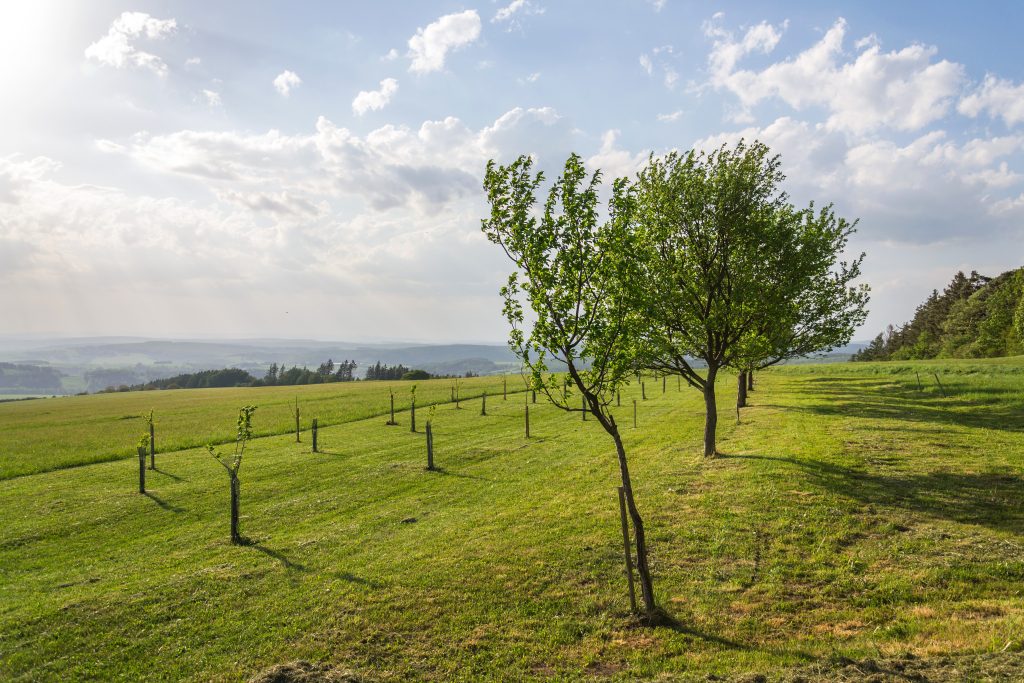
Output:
[[1, 358, 1023, 681], [0, 375, 518, 480]]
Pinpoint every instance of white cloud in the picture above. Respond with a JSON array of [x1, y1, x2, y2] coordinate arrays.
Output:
[[650, 0, 667, 11], [84, 11, 177, 77], [639, 46, 679, 89], [202, 89, 222, 107], [185, 57, 201, 67], [693, 117, 1024, 244], [492, 0, 544, 27], [586, 130, 648, 181], [657, 110, 683, 122], [959, 75, 1024, 127], [407, 10, 481, 74], [517, 72, 541, 85], [382, 48, 399, 61], [352, 78, 399, 115], [704, 16, 967, 133], [273, 70, 302, 97]]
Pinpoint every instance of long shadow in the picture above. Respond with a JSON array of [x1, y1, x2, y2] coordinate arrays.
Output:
[[239, 538, 307, 571], [332, 571, 382, 588], [429, 466, 494, 482], [639, 611, 750, 651], [721, 454, 1024, 534], [793, 376, 1024, 433], [151, 467, 184, 482], [143, 491, 184, 513]]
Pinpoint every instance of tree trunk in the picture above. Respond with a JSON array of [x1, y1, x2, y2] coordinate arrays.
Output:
[[610, 426, 656, 614], [703, 366, 719, 457], [737, 371, 748, 409], [662, 376, 666, 394], [411, 400, 416, 432], [149, 422, 155, 470], [481, 392, 487, 416], [312, 418, 318, 453], [748, 371, 754, 391], [525, 403, 530, 438], [532, 389, 536, 404], [295, 406, 300, 442], [641, 382, 646, 400], [230, 476, 240, 544]]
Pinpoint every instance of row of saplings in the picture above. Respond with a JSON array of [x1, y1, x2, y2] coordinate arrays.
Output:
[[480, 140, 870, 620], [132, 373, 678, 543]]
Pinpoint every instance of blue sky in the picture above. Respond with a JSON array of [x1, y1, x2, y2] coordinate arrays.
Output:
[[2, 1, 1024, 342]]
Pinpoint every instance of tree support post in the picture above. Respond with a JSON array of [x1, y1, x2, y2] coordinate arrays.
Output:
[[137, 446, 146, 494], [426, 422, 434, 471]]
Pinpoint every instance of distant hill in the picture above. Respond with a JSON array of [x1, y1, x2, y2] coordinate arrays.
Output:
[[853, 268, 1024, 361], [0, 338, 522, 394]]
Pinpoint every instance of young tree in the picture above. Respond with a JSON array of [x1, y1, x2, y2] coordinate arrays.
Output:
[[482, 152, 657, 615], [634, 140, 866, 455], [207, 406, 257, 544]]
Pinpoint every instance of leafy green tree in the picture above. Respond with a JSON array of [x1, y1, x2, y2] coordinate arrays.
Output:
[[633, 141, 865, 456], [207, 406, 257, 545], [482, 153, 658, 615]]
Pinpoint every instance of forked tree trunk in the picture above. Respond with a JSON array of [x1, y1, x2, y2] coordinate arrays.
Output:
[[703, 366, 719, 457], [230, 475, 241, 544], [610, 425, 655, 614], [737, 371, 748, 409]]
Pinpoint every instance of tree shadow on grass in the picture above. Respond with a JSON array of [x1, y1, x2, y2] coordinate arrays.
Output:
[[239, 538, 307, 571], [151, 467, 184, 482], [143, 491, 184, 513], [427, 466, 493, 482], [721, 454, 1024, 534], [791, 376, 1024, 433]]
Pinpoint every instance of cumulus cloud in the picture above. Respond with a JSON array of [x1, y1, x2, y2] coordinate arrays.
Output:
[[352, 78, 399, 115], [407, 10, 481, 74], [84, 11, 177, 76], [959, 75, 1024, 127], [108, 107, 569, 213], [657, 110, 683, 122], [273, 70, 302, 97], [586, 130, 649, 181], [704, 16, 967, 133], [693, 117, 1024, 244]]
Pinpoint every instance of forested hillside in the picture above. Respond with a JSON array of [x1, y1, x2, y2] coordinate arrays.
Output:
[[854, 268, 1024, 360]]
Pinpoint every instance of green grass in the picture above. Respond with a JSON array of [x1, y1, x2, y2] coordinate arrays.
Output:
[[1, 358, 1023, 681], [0, 376, 516, 480]]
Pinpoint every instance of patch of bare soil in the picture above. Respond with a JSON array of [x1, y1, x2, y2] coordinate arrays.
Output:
[[722, 652, 1024, 683], [247, 660, 369, 683]]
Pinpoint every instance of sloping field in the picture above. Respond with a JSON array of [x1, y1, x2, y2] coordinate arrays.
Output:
[[1, 359, 1023, 681], [0, 375, 516, 480]]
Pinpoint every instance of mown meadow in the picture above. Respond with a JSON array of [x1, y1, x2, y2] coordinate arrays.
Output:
[[0, 375, 515, 480], [1, 358, 1023, 681]]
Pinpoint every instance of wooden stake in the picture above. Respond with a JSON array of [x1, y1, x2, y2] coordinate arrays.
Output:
[[481, 391, 487, 416], [617, 487, 637, 613], [582, 395, 586, 421], [641, 382, 646, 400], [933, 373, 947, 397], [525, 403, 530, 438], [662, 376, 666, 394], [426, 422, 434, 470], [137, 446, 146, 494], [916, 371, 923, 392], [312, 418, 319, 453], [411, 399, 416, 432], [633, 399, 637, 428], [294, 398, 300, 443], [387, 392, 398, 425], [503, 376, 507, 400]]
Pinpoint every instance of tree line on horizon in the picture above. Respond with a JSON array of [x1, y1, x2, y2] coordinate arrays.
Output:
[[852, 268, 1024, 362]]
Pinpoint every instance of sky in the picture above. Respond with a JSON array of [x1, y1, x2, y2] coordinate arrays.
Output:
[[2, 1, 1024, 343]]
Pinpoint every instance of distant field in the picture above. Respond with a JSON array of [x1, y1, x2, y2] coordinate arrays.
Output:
[[0, 376, 520, 480], [1, 358, 1023, 680]]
